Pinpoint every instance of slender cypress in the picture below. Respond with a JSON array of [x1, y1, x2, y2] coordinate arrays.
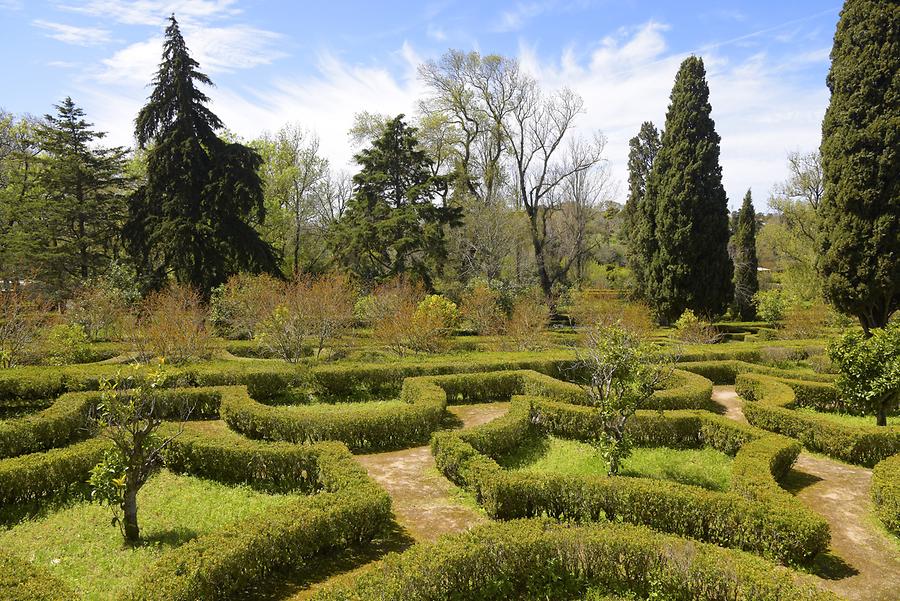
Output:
[[819, 0, 900, 333], [645, 56, 733, 323], [624, 121, 661, 300], [732, 190, 759, 320]]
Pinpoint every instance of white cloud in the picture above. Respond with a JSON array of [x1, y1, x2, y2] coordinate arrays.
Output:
[[33, 19, 112, 46], [59, 0, 240, 26], [0, 0, 23, 10], [495, 2, 547, 33]]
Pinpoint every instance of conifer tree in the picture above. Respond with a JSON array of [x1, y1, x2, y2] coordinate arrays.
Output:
[[732, 189, 759, 320], [33, 97, 129, 298], [645, 56, 733, 324], [819, 0, 899, 334], [624, 121, 660, 299], [125, 15, 278, 295], [329, 115, 461, 288]]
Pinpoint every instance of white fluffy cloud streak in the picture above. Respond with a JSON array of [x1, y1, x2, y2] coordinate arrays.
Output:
[[60, 0, 240, 26], [33, 19, 112, 46]]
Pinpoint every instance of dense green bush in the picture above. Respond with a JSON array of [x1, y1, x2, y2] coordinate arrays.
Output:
[[737, 372, 900, 466], [0, 550, 74, 601], [0, 437, 108, 505], [872, 454, 900, 535], [313, 520, 836, 601]]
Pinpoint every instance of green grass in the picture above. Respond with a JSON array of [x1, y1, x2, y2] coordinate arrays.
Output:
[[795, 407, 900, 427], [500, 436, 733, 492], [0, 470, 295, 600]]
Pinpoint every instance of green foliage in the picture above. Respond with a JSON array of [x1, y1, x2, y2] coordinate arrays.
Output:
[[645, 57, 733, 323], [329, 115, 461, 287], [624, 121, 661, 300], [872, 453, 900, 535], [819, 0, 900, 331], [828, 322, 900, 425], [753, 289, 786, 324], [43, 323, 91, 366], [0, 550, 74, 601], [0, 437, 108, 505], [408, 294, 459, 353], [208, 272, 281, 339], [579, 325, 667, 475], [87, 446, 128, 532], [313, 521, 836, 601], [672, 309, 718, 344], [125, 16, 278, 295], [732, 190, 759, 320]]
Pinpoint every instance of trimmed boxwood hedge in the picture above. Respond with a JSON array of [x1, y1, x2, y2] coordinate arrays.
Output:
[[871, 453, 900, 535], [0, 437, 108, 505], [432, 394, 829, 564], [677, 359, 835, 386], [121, 439, 391, 601], [0, 551, 74, 601], [736, 372, 900, 466], [312, 520, 837, 601]]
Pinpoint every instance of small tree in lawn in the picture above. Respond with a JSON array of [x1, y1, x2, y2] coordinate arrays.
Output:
[[0, 289, 46, 368], [580, 324, 669, 475], [89, 363, 194, 544], [828, 322, 900, 426]]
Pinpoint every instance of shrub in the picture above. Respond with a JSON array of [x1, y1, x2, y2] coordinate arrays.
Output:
[[460, 280, 503, 335], [781, 303, 828, 340], [0, 289, 46, 368], [504, 291, 548, 351], [753, 290, 786, 325], [673, 309, 719, 344], [209, 273, 282, 340], [313, 521, 836, 601], [872, 454, 900, 535], [568, 292, 654, 337], [369, 278, 425, 356], [305, 273, 357, 357], [0, 549, 75, 601], [257, 280, 308, 364], [43, 323, 91, 366], [408, 295, 458, 353], [128, 284, 212, 364], [65, 280, 130, 341]]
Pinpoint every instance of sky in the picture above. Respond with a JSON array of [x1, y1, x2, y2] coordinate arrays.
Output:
[[0, 0, 843, 208]]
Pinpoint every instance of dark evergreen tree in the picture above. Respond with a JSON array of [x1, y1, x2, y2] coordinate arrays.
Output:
[[124, 15, 278, 295], [731, 189, 759, 320], [645, 56, 733, 324], [329, 115, 461, 288], [819, 0, 899, 334], [33, 97, 129, 298], [623, 121, 660, 299]]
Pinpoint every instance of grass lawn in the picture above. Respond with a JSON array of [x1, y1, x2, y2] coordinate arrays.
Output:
[[0, 470, 295, 600], [794, 407, 900, 427], [499, 436, 733, 492]]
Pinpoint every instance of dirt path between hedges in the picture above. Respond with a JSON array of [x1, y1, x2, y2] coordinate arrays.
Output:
[[354, 402, 509, 542], [712, 386, 900, 601]]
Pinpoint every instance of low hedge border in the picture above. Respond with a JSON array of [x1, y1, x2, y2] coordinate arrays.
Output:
[[432, 395, 829, 564], [0, 437, 109, 505], [736, 372, 900, 466], [872, 454, 900, 535], [0, 550, 74, 601], [223, 369, 712, 452], [121, 439, 392, 601], [677, 359, 836, 387], [312, 520, 837, 601]]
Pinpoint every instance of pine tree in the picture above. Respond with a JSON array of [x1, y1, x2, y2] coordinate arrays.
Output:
[[645, 56, 733, 324], [124, 15, 278, 295], [731, 190, 759, 320], [819, 0, 899, 334], [329, 115, 461, 288], [33, 97, 129, 299], [623, 121, 660, 299]]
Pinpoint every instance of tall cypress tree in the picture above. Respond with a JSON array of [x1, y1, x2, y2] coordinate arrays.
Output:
[[328, 115, 461, 288], [645, 56, 733, 324], [125, 15, 278, 294], [33, 97, 129, 298], [732, 189, 759, 320], [819, 0, 899, 334], [624, 121, 660, 300]]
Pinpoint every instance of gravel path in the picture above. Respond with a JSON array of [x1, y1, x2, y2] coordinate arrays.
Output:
[[712, 385, 900, 601]]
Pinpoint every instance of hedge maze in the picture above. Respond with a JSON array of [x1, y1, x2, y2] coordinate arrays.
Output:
[[0, 344, 897, 600]]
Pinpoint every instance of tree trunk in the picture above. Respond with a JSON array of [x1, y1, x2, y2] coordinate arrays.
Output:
[[122, 483, 140, 544], [877, 405, 887, 427]]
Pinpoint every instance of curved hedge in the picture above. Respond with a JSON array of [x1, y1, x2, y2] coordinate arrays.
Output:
[[121, 439, 391, 601], [312, 520, 837, 601], [872, 453, 900, 535], [224, 368, 712, 452], [0, 551, 73, 601], [736, 372, 900, 466], [432, 395, 829, 564]]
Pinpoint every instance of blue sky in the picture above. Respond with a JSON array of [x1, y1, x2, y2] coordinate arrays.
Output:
[[0, 1, 842, 207]]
